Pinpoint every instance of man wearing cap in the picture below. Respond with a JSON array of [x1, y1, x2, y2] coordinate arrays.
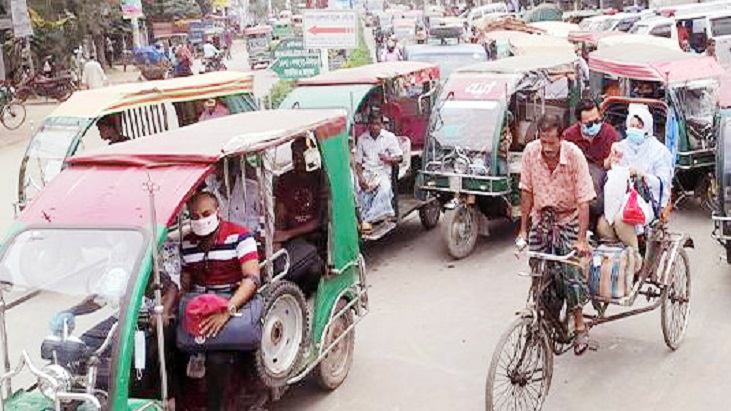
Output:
[[198, 98, 231, 122], [355, 114, 403, 232], [599, 104, 674, 249]]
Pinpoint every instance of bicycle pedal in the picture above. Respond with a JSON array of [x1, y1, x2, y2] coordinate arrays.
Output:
[[588, 340, 600, 351]]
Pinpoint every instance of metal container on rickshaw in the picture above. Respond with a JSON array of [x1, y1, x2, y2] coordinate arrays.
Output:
[[16, 72, 257, 212], [243, 25, 274, 70], [588, 44, 725, 210], [419, 53, 582, 259], [280, 62, 443, 240], [711, 73, 731, 262], [0, 109, 367, 410]]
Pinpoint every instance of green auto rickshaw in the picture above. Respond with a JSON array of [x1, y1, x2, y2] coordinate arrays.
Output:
[[0, 109, 367, 410]]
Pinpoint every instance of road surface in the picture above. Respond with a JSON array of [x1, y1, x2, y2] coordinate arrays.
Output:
[[0, 41, 730, 411]]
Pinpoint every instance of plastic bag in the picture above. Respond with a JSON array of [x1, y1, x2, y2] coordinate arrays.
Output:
[[622, 189, 646, 225], [604, 166, 630, 222]]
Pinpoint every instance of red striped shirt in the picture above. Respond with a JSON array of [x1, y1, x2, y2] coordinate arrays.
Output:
[[181, 221, 258, 286]]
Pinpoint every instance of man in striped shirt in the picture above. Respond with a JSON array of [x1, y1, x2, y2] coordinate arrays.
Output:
[[180, 191, 261, 410]]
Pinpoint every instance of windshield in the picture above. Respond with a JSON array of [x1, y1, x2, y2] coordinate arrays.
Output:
[[411, 52, 487, 77], [22, 122, 84, 202], [0, 228, 146, 397], [429, 100, 502, 163], [711, 16, 731, 36], [629, 24, 650, 34]]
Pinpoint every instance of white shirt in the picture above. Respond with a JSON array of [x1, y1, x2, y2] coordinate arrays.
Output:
[[616, 136, 674, 207], [355, 129, 403, 177], [203, 43, 220, 59], [381, 48, 402, 62], [82, 60, 107, 89]]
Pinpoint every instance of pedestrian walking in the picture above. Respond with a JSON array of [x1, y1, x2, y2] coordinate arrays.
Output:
[[81, 55, 108, 90]]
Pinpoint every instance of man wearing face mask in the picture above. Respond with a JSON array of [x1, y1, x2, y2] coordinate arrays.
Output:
[[563, 99, 620, 228], [598, 104, 673, 250], [518, 114, 595, 355], [180, 191, 261, 411]]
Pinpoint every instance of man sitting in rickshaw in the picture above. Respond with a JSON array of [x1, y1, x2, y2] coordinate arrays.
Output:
[[179, 191, 262, 410], [598, 104, 674, 251], [274, 137, 326, 295], [355, 113, 404, 233], [563, 99, 620, 229], [97, 114, 131, 145], [199, 98, 231, 122], [517, 114, 595, 355]]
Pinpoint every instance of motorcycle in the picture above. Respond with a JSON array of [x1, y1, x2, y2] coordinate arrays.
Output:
[[15, 72, 76, 103], [200, 54, 227, 74]]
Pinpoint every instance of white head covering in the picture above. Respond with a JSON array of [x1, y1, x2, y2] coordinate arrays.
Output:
[[626, 103, 654, 135]]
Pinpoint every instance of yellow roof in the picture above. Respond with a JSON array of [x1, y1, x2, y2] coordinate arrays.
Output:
[[51, 71, 254, 119]]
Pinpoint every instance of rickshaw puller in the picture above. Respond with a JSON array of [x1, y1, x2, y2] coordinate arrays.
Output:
[[517, 114, 595, 356], [180, 191, 262, 411], [355, 114, 403, 231]]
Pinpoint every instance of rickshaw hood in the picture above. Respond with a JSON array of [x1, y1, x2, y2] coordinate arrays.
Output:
[[721, 72, 731, 109], [17, 164, 209, 227], [297, 61, 440, 86], [588, 44, 725, 84]]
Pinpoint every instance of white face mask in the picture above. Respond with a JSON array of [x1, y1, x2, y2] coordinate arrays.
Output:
[[191, 213, 219, 237]]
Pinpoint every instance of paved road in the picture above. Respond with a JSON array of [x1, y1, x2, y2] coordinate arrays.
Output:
[[1, 39, 730, 411]]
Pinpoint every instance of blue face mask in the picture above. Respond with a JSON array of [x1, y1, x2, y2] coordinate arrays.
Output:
[[581, 122, 601, 137], [626, 127, 646, 146]]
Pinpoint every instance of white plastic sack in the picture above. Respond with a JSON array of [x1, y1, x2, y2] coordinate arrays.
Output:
[[604, 166, 630, 223]]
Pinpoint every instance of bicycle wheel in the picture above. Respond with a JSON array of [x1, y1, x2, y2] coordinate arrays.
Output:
[[661, 248, 691, 350], [486, 316, 553, 411], [1, 102, 26, 130]]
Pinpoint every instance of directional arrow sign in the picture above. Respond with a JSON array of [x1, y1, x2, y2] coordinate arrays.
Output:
[[303, 10, 358, 50], [271, 54, 322, 80]]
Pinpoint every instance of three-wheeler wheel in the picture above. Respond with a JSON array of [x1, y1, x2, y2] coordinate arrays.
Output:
[[418, 200, 441, 230], [485, 316, 553, 411], [255, 280, 310, 387], [315, 298, 356, 390], [443, 204, 479, 259], [661, 248, 691, 350]]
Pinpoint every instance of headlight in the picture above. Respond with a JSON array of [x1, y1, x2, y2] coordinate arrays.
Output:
[[453, 157, 470, 175], [39, 364, 72, 399]]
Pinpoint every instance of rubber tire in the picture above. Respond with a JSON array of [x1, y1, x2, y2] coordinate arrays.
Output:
[[1, 102, 26, 130], [442, 205, 479, 260], [255, 280, 310, 388], [485, 316, 553, 411], [418, 200, 441, 230], [661, 248, 691, 351], [15, 87, 31, 103], [314, 298, 355, 391], [55, 85, 73, 102], [697, 173, 720, 215]]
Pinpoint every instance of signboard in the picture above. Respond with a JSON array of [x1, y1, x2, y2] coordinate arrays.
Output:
[[444, 78, 510, 101], [10, 0, 33, 37], [303, 10, 358, 49], [274, 38, 309, 57], [271, 55, 322, 80], [329, 0, 353, 10], [120, 0, 144, 19]]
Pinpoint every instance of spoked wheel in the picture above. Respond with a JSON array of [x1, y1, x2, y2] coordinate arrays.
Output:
[[315, 299, 355, 390], [418, 200, 441, 230], [1, 102, 26, 130], [443, 204, 479, 259], [255, 281, 310, 388], [486, 317, 553, 411], [661, 248, 691, 350], [697, 173, 720, 214]]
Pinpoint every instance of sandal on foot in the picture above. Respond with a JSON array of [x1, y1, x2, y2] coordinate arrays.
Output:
[[574, 328, 590, 356]]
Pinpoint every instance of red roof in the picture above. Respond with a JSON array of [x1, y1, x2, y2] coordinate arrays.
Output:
[[19, 164, 209, 227], [568, 30, 625, 46], [297, 62, 440, 86], [588, 44, 725, 83]]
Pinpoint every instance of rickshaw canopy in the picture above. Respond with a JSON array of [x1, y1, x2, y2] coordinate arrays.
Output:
[[297, 62, 440, 86], [589, 45, 725, 84], [441, 71, 522, 101], [510, 34, 574, 55], [279, 84, 374, 119], [568, 30, 625, 46], [526, 21, 579, 37], [19, 110, 348, 227], [49, 71, 255, 119], [596, 33, 680, 51], [458, 53, 577, 76], [721, 72, 731, 108]]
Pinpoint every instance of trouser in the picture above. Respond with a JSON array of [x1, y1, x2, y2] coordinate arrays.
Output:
[[275, 238, 323, 296], [597, 214, 639, 250], [206, 352, 236, 410], [588, 163, 606, 232]]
